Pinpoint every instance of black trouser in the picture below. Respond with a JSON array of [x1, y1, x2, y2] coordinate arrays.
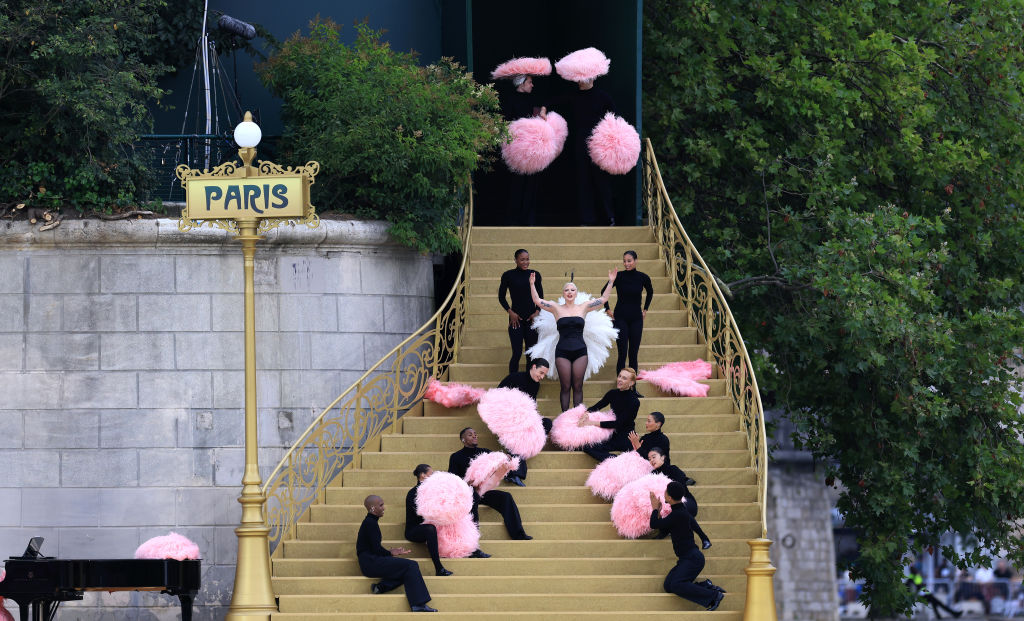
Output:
[[615, 316, 643, 373], [358, 553, 431, 607], [575, 155, 614, 225], [509, 418, 552, 480], [508, 322, 539, 374], [664, 549, 717, 608], [405, 523, 444, 572], [507, 172, 541, 226], [471, 489, 527, 539], [583, 431, 633, 463]]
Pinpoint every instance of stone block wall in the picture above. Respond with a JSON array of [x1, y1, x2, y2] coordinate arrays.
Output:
[[0, 219, 434, 619]]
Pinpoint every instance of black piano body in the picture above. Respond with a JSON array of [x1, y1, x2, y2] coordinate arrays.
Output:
[[0, 558, 201, 621]]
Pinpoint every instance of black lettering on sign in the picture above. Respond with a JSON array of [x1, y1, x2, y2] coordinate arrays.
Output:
[[205, 186, 223, 211], [224, 185, 242, 210], [272, 184, 288, 208], [244, 185, 262, 214]]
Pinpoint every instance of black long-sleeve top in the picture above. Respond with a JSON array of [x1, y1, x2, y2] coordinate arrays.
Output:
[[356, 513, 391, 558], [497, 371, 540, 400], [650, 502, 698, 559], [498, 268, 543, 318], [405, 484, 424, 535], [501, 89, 543, 121], [636, 429, 671, 464], [603, 269, 653, 320], [653, 464, 690, 489], [554, 87, 616, 153], [588, 389, 640, 436], [448, 446, 491, 479]]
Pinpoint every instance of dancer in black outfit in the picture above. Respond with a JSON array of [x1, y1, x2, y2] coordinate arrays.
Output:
[[650, 482, 725, 611], [404, 465, 453, 576], [448, 428, 532, 540], [553, 75, 617, 225], [628, 411, 671, 462], [499, 250, 543, 375], [496, 358, 553, 486], [530, 269, 616, 411], [578, 368, 641, 462], [648, 446, 710, 549], [603, 250, 653, 373], [499, 76, 547, 225], [357, 495, 437, 612]]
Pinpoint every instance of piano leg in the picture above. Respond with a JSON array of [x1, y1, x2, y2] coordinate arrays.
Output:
[[178, 594, 194, 621]]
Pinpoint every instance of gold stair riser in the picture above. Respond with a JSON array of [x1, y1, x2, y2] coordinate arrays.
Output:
[[473, 227, 655, 244], [445, 379, 725, 399], [325, 485, 758, 505], [273, 613, 742, 621], [310, 503, 762, 524], [379, 432, 749, 453], [338, 467, 757, 488], [403, 414, 741, 434], [295, 520, 761, 541], [473, 260, 669, 279], [468, 294, 684, 312], [421, 398, 735, 417], [457, 346, 693, 366], [471, 243, 662, 261], [273, 555, 753, 577], [359, 450, 751, 471], [469, 277, 672, 297], [463, 313, 685, 332], [460, 328, 699, 348]]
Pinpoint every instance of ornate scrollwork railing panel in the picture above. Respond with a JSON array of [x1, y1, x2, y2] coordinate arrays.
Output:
[[263, 197, 473, 551], [642, 140, 768, 538]]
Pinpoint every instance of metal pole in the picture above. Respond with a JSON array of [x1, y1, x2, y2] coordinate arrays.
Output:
[[200, 0, 212, 170]]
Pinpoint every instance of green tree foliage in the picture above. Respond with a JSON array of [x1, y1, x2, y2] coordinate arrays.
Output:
[[0, 1, 170, 211], [257, 20, 505, 253], [645, 1, 1024, 613]]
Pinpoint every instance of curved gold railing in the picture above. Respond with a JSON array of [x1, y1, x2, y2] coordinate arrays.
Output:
[[261, 193, 473, 551], [642, 139, 769, 538]]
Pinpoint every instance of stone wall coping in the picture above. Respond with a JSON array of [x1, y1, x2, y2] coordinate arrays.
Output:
[[0, 218, 411, 252]]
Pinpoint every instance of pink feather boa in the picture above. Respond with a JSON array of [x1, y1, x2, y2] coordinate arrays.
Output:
[[423, 377, 485, 408], [491, 57, 552, 80], [550, 404, 615, 450], [586, 450, 654, 500], [555, 47, 610, 82], [588, 113, 641, 175], [464, 452, 521, 496], [476, 388, 547, 459], [134, 532, 200, 560], [415, 471, 474, 526], [637, 359, 713, 397], [435, 516, 480, 558], [610, 473, 673, 538]]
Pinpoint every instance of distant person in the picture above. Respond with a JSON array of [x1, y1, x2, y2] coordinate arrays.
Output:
[[906, 570, 962, 619], [357, 495, 437, 613]]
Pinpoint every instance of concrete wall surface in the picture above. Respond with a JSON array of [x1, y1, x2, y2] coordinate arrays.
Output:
[[0, 218, 434, 619]]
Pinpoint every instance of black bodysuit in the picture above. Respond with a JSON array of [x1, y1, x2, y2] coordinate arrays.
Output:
[[555, 316, 587, 362]]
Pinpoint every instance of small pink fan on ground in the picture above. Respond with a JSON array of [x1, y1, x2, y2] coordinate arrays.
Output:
[[637, 359, 713, 397], [416, 471, 474, 526], [554, 47, 610, 82], [477, 387, 547, 459], [586, 450, 654, 500], [464, 452, 521, 495], [588, 113, 641, 175], [503, 117, 560, 175], [610, 473, 673, 538], [134, 532, 200, 560], [491, 57, 552, 80], [550, 404, 615, 450], [435, 516, 480, 558], [423, 377, 485, 408]]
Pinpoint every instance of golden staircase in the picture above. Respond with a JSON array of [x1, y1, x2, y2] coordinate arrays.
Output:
[[262, 141, 775, 619]]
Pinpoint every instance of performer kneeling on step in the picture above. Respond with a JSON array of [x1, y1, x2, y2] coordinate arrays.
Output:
[[448, 428, 533, 540], [357, 495, 437, 613]]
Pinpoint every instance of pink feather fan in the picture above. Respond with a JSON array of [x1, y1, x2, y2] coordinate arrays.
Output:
[[586, 450, 654, 500], [423, 377, 485, 408], [503, 117, 559, 175], [477, 387, 547, 459], [416, 471, 474, 526], [588, 113, 641, 175], [464, 452, 521, 496], [547, 111, 568, 150], [0, 566, 9, 621], [491, 57, 552, 80], [554, 47, 610, 82], [435, 516, 480, 558], [611, 473, 674, 538], [134, 532, 200, 560], [550, 404, 615, 450], [637, 359, 713, 397]]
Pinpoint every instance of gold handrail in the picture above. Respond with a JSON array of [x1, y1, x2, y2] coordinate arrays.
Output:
[[642, 139, 769, 538], [261, 192, 473, 551]]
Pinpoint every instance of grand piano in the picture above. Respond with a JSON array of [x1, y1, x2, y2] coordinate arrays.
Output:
[[0, 539, 201, 621]]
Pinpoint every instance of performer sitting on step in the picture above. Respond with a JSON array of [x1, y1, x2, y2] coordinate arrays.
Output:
[[497, 357, 553, 486], [448, 428, 533, 540], [528, 269, 617, 411], [650, 482, 725, 611], [357, 495, 437, 613], [405, 465, 454, 576], [647, 446, 710, 549], [578, 367, 641, 462], [499, 249, 543, 375], [628, 411, 670, 462]]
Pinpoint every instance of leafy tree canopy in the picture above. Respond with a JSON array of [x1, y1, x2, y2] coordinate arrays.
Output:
[[645, 0, 1024, 613], [257, 20, 505, 253]]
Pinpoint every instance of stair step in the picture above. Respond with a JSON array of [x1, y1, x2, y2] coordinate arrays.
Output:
[[442, 378, 725, 398], [474, 259, 669, 279], [472, 226, 654, 244], [325, 484, 757, 505], [468, 293, 684, 312], [273, 613, 741, 620], [338, 467, 755, 488], [463, 311, 685, 332], [378, 432, 748, 454], [359, 450, 750, 471], [421, 397, 734, 417], [471, 242, 662, 262], [459, 328, 702, 348], [469, 276, 672, 297], [401, 416, 740, 436]]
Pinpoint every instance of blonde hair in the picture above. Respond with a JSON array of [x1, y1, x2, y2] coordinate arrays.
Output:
[[620, 367, 637, 384]]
